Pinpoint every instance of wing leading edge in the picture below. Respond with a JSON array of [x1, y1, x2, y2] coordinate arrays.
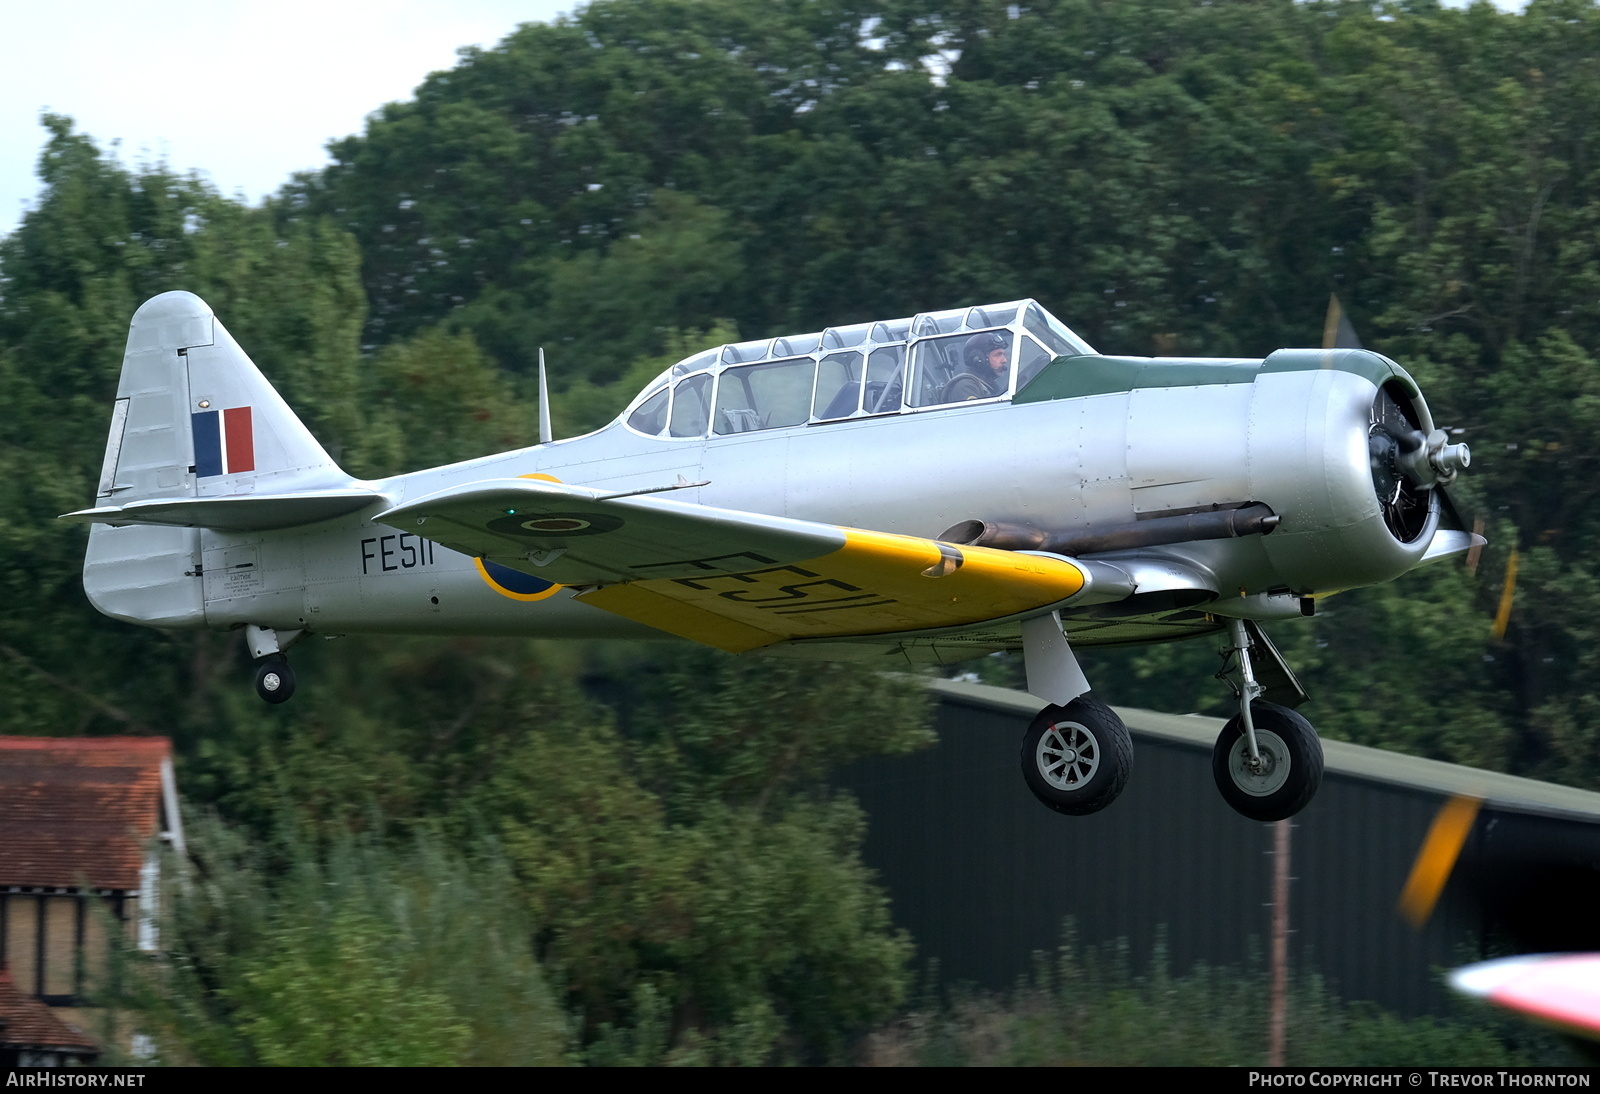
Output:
[[375, 478, 1107, 651]]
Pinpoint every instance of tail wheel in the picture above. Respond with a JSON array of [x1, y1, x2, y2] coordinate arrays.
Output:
[[254, 655, 296, 705], [1020, 697, 1132, 816], [1212, 701, 1322, 821]]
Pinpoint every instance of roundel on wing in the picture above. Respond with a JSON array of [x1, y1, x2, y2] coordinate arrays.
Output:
[[486, 511, 624, 538], [475, 558, 560, 602]]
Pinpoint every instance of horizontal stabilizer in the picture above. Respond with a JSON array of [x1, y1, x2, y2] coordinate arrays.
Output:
[[375, 478, 1100, 652], [63, 489, 387, 532]]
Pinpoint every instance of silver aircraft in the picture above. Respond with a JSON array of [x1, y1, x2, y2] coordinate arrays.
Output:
[[65, 292, 1476, 821]]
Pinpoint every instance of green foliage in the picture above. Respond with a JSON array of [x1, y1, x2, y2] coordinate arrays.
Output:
[[860, 928, 1572, 1067], [105, 820, 569, 1066], [228, 908, 471, 1067], [554, 321, 741, 437], [358, 326, 534, 477], [458, 190, 745, 382], [149, 639, 928, 1063], [461, 648, 929, 1062], [625, 647, 936, 817]]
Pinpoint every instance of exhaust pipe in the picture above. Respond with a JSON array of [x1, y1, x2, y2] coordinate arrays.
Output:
[[942, 502, 1280, 557]]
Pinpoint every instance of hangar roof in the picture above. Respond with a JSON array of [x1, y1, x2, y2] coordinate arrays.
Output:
[[928, 677, 1600, 820]]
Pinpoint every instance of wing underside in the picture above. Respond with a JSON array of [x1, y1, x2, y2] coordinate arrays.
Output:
[[577, 527, 1092, 652], [375, 478, 1113, 652]]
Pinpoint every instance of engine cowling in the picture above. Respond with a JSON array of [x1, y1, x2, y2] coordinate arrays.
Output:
[[1248, 349, 1468, 594]]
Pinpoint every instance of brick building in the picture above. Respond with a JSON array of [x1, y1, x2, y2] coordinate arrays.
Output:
[[0, 736, 184, 1060], [0, 970, 98, 1066]]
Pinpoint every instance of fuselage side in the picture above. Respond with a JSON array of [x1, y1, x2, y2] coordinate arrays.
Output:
[[82, 291, 1453, 657], [193, 354, 1429, 650]]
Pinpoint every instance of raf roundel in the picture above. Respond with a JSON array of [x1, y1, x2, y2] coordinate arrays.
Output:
[[486, 511, 625, 538], [520, 516, 588, 532], [474, 559, 560, 602]]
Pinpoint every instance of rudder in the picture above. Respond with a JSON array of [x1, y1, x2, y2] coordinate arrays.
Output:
[[84, 291, 344, 628]]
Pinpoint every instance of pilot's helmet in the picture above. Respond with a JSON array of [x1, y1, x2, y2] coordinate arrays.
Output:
[[964, 331, 1009, 371]]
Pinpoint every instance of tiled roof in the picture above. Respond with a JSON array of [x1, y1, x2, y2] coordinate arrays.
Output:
[[0, 970, 99, 1053], [0, 737, 170, 890]]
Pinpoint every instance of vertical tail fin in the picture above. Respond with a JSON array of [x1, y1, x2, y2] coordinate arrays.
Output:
[[85, 291, 345, 627], [100, 290, 345, 503]]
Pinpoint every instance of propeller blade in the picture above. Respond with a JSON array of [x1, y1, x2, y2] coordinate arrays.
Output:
[[1435, 482, 1469, 532]]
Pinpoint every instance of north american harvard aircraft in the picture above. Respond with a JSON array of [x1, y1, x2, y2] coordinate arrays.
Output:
[[64, 291, 1476, 822]]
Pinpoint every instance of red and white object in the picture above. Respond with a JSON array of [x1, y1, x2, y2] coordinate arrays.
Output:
[[1451, 954, 1600, 1038]]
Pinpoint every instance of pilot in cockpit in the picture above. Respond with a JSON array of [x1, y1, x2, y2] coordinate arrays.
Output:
[[942, 331, 1012, 401]]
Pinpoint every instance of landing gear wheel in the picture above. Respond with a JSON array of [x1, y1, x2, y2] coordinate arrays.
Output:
[[1020, 697, 1132, 816], [253, 656, 296, 705], [1212, 701, 1322, 821]]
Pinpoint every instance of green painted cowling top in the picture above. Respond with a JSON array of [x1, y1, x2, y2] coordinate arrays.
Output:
[[1014, 347, 1416, 403]]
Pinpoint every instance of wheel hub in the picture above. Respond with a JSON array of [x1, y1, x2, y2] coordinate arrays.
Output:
[[261, 671, 282, 692], [1228, 728, 1291, 797], [1037, 722, 1099, 791]]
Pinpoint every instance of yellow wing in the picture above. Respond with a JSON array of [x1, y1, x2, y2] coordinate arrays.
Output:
[[377, 479, 1096, 651], [580, 528, 1087, 652]]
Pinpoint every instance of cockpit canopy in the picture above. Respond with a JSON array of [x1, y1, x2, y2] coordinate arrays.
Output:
[[621, 299, 1093, 439]]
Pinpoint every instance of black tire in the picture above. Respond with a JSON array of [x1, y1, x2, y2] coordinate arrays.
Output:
[[1211, 701, 1322, 821], [254, 656, 296, 705], [1020, 697, 1133, 816]]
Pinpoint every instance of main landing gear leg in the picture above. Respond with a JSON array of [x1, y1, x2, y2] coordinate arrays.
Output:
[[1227, 619, 1266, 766], [1211, 619, 1322, 821], [1017, 613, 1134, 816], [246, 624, 303, 705]]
